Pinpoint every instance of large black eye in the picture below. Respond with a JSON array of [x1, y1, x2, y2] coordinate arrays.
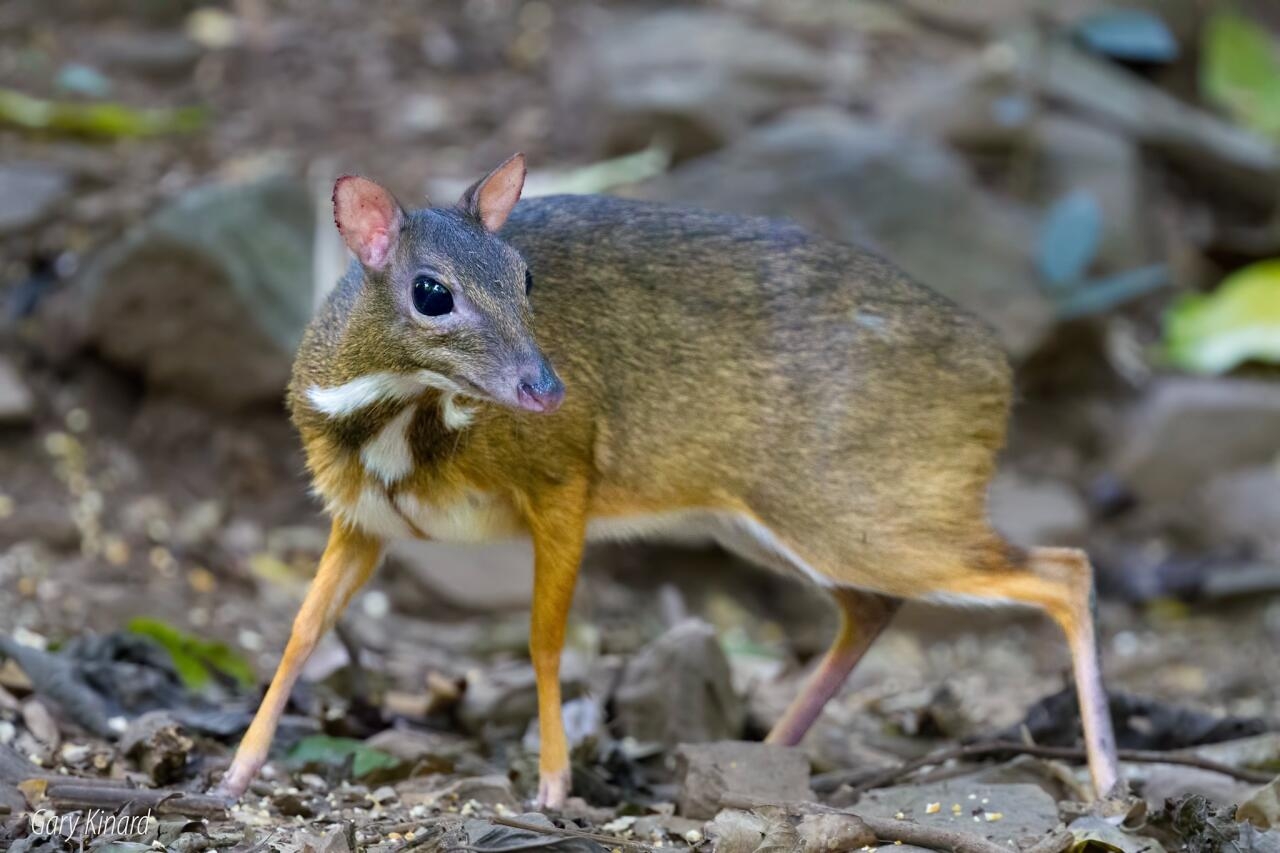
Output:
[[412, 275, 453, 316], [524, 269, 534, 296]]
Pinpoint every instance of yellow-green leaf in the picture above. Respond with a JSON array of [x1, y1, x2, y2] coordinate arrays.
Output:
[[1201, 11, 1280, 138], [127, 617, 255, 690], [0, 88, 206, 138], [1165, 259, 1280, 374]]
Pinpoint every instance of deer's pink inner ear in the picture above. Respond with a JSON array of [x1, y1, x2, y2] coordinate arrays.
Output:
[[474, 153, 526, 232], [333, 176, 404, 270]]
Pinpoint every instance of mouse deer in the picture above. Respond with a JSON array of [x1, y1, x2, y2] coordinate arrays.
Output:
[[216, 154, 1119, 808]]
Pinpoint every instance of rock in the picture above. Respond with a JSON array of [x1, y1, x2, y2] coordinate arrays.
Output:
[[21, 699, 60, 748], [0, 357, 35, 425], [636, 109, 1053, 358], [398, 774, 519, 809], [1183, 733, 1280, 770], [0, 163, 71, 233], [1011, 33, 1278, 204], [675, 741, 812, 819], [76, 175, 313, 409], [988, 471, 1089, 548], [1140, 764, 1259, 811], [704, 807, 875, 853], [363, 728, 469, 772], [614, 620, 744, 748], [1114, 379, 1280, 503], [853, 781, 1060, 849], [273, 790, 317, 818], [292, 824, 353, 853], [553, 9, 846, 160], [1199, 469, 1280, 562], [119, 710, 194, 785], [385, 540, 532, 611], [457, 659, 584, 735]]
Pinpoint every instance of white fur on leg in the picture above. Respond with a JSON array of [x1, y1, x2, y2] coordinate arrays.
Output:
[[534, 766, 571, 811]]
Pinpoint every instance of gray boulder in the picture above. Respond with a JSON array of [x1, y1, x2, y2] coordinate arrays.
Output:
[[553, 9, 845, 160], [76, 175, 314, 409], [853, 781, 1061, 849], [676, 741, 812, 819], [1114, 378, 1280, 504], [0, 163, 70, 234], [613, 619, 744, 748]]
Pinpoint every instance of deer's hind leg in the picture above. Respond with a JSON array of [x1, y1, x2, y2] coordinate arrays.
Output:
[[929, 545, 1120, 796], [766, 587, 900, 746]]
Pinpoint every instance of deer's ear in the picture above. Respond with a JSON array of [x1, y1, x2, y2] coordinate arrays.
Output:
[[457, 153, 526, 232], [333, 176, 405, 270]]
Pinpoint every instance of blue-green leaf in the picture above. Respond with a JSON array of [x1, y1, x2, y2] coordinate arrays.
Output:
[[1075, 10, 1179, 63], [1037, 190, 1103, 287], [288, 735, 400, 778]]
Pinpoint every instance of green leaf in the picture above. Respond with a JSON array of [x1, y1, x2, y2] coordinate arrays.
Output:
[[288, 735, 400, 779], [1201, 10, 1280, 138], [126, 617, 255, 691], [0, 88, 206, 138], [1164, 258, 1280, 374]]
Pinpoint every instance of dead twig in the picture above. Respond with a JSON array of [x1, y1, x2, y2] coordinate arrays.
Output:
[[45, 783, 228, 816], [721, 799, 1009, 853], [811, 740, 1273, 793], [859, 813, 1012, 853], [491, 815, 658, 852]]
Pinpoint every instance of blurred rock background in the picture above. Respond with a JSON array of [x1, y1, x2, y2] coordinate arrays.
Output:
[[2, 0, 1280, 849]]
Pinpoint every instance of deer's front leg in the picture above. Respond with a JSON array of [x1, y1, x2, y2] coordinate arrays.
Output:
[[526, 480, 589, 810], [217, 521, 382, 798]]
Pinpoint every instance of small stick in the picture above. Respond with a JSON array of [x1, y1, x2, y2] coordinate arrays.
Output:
[[859, 814, 1012, 853], [720, 798, 1009, 853], [45, 783, 228, 816], [811, 740, 1273, 793], [491, 815, 658, 852]]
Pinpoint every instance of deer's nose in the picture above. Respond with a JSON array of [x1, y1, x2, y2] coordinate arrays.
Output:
[[516, 359, 564, 413]]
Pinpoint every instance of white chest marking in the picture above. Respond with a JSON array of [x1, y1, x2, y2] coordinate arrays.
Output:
[[587, 510, 836, 588], [441, 396, 475, 430], [395, 492, 521, 542], [307, 369, 474, 432], [360, 405, 417, 484], [331, 487, 417, 540], [329, 486, 521, 544]]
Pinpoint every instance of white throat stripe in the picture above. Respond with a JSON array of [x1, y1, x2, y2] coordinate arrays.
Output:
[[307, 370, 469, 419]]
